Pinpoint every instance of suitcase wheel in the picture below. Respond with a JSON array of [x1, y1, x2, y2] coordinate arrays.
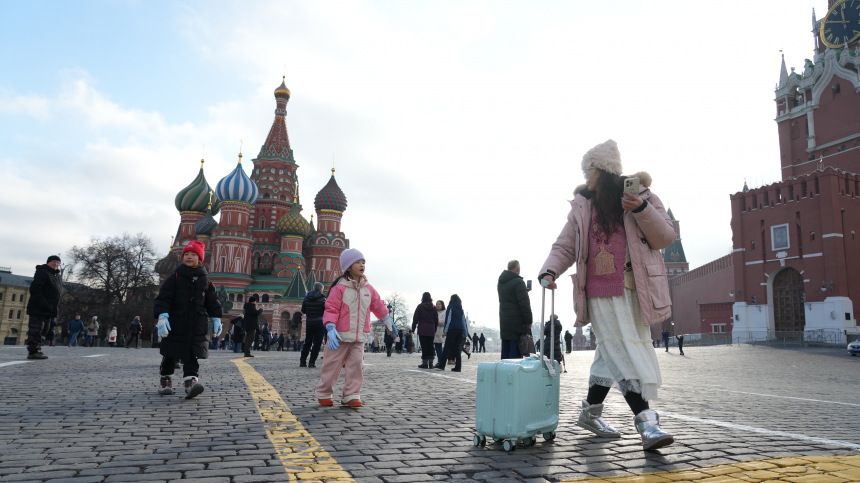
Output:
[[542, 431, 556, 441], [522, 436, 537, 447], [503, 440, 515, 452], [473, 435, 487, 447]]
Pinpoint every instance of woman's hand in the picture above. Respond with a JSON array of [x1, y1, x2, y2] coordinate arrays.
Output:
[[621, 192, 644, 211], [540, 276, 557, 290]]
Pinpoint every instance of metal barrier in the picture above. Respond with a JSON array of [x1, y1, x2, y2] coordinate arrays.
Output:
[[733, 329, 850, 347]]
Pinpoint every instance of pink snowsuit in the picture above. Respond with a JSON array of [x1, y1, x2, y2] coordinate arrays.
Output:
[[314, 276, 389, 403]]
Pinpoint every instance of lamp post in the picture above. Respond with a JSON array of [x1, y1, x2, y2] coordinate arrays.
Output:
[[386, 303, 396, 332]]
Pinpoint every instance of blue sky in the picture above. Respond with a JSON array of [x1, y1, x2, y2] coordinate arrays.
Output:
[[0, 0, 830, 330]]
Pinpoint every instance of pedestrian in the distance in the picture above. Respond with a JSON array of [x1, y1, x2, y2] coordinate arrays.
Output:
[[87, 316, 99, 347], [433, 300, 446, 364], [538, 139, 675, 450], [45, 318, 58, 347], [479, 333, 486, 352], [243, 295, 262, 358], [498, 260, 533, 359], [564, 330, 573, 353], [153, 240, 222, 399], [435, 294, 469, 372], [543, 315, 563, 364], [231, 316, 244, 353], [68, 315, 84, 347], [300, 282, 326, 367], [384, 329, 395, 357], [314, 249, 396, 408], [472, 332, 479, 354], [127, 316, 142, 348], [675, 334, 685, 356], [108, 327, 117, 347], [25, 255, 63, 360], [661, 329, 670, 352], [412, 292, 438, 369]]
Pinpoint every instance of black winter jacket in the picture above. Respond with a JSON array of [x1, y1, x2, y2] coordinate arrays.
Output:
[[542, 318, 563, 363], [231, 317, 245, 340], [498, 270, 533, 340], [153, 264, 222, 359], [130, 320, 142, 334], [26, 264, 62, 317], [301, 291, 326, 323], [243, 302, 263, 331]]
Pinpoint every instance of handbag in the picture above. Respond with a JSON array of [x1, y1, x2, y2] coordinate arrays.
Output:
[[518, 333, 535, 356]]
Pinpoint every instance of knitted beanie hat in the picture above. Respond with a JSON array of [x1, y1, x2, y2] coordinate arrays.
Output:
[[340, 248, 365, 274], [313, 282, 324, 292], [581, 139, 623, 178], [182, 240, 206, 262]]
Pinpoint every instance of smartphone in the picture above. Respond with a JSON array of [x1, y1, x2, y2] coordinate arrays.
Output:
[[527, 280, 532, 290], [624, 177, 640, 198]]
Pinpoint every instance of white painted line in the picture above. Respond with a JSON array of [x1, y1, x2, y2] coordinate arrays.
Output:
[[660, 410, 860, 451], [699, 387, 860, 407], [82, 354, 108, 358], [0, 361, 31, 368], [407, 369, 475, 384]]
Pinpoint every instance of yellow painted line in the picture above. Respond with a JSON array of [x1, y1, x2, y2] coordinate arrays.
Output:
[[560, 454, 860, 483], [232, 358, 354, 482]]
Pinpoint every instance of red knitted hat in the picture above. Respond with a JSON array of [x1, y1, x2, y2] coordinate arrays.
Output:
[[182, 240, 205, 262]]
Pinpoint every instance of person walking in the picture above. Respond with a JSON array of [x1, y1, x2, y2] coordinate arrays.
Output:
[[384, 329, 395, 357], [260, 321, 271, 351], [661, 329, 670, 352], [300, 282, 327, 367], [108, 327, 118, 347], [675, 334, 685, 356], [538, 139, 675, 450], [153, 240, 223, 399], [45, 318, 58, 347], [24, 255, 63, 360], [412, 292, 438, 369], [564, 330, 573, 353], [471, 332, 479, 354], [435, 294, 469, 372], [86, 316, 100, 347], [433, 300, 446, 364], [242, 295, 262, 358], [126, 316, 142, 348], [498, 260, 533, 359], [231, 316, 245, 354], [543, 315, 563, 365], [67, 315, 84, 347], [479, 333, 486, 353], [277, 333, 284, 351], [314, 249, 396, 408]]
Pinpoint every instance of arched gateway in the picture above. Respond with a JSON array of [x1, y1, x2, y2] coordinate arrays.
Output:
[[772, 268, 805, 333]]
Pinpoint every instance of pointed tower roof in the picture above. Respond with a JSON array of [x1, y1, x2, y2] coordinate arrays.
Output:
[[663, 241, 688, 265], [779, 53, 789, 88], [260, 77, 294, 159], [314, 168, 348, 212], [175, 159, 221, 214], [667, 207, 676, 221], [283, 269, 308, 299], [305, 270, 317, 292]]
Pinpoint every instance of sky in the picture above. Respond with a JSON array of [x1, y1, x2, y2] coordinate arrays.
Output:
[[0, 0, 830, 332]]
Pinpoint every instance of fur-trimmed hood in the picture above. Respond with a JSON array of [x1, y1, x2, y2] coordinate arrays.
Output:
[[573, 171, 652, 197]]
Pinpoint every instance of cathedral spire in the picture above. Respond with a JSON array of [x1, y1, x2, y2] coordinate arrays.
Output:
[[260, 78, 294, 159], [779, 51, 789, 88]]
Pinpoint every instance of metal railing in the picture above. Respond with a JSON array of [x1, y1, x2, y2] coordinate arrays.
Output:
[[733, 329, 851, 347]]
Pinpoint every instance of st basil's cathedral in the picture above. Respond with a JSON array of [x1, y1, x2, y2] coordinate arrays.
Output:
[[154, 78, 349, 336]]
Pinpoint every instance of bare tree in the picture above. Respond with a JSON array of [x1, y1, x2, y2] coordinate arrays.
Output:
[[383, 292, 412, 331], [63, 233, 160, 339]]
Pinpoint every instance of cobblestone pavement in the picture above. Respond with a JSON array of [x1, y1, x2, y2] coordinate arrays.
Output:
[[0, 344, 858, 483]]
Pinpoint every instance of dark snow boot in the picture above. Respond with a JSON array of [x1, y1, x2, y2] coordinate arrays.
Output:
[[299, 360, 307, 367], [418, 359, 430, 369], [159, 376, 174, 395], [184, 376, 204, 399]]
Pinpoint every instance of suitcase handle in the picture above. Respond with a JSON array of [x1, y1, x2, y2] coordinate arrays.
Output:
[[541, 286, 558, 378]]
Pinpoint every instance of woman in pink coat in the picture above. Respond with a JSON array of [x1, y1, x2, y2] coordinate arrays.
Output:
[[538, 140, 675, 451]]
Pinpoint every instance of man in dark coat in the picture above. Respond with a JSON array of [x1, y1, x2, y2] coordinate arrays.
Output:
[[411, 292, 438, 369], [542, 315, 563, 363], [25, 255, 63, 360], [498, 260, 533, 359], [472, 332, 479, 353], [153, 241, 222, 398], [479, 333, 486, 352], [384, 329, 394, 357], [564, 330, 573, 353], [300, 282, 326, 367], [243, 295, 263, 358], [126, 316, 143, 348]]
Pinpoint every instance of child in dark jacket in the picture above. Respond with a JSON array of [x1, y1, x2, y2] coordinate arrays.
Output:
[[542, 315, 563, 364], [153, 241, 222, 399]]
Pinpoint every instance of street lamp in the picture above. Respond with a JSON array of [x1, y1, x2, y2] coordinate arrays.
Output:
[[386, 302, 396, 331]]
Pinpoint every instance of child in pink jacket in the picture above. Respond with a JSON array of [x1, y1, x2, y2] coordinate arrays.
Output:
[[315, 248, 397, 408]]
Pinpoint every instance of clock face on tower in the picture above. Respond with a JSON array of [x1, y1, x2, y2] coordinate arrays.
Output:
[[820, 0, 860, 49]]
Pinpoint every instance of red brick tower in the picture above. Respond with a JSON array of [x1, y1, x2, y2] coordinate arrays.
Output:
[[304, 169, 349, 287]]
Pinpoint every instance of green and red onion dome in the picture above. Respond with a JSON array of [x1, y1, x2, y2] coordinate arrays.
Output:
[[314, 168, 347, 213], [275, 201, 311, 238], [175, 161, 221, 214]]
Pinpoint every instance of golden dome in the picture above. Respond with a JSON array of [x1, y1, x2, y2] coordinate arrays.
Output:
[[274, 76, 291, 100]]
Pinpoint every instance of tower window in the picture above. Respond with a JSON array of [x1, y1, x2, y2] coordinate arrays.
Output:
[[833, 83, 841, 94], [811, 232, 815, 241], [259, 218, 266, 229], [839, 144, 847, 152], [751, 241, 756, 250], [262, 294, 269, 303], [11, 294, 15, 302]]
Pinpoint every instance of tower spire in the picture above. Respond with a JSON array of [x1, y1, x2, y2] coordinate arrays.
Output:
[[779, 50, 789, 88]]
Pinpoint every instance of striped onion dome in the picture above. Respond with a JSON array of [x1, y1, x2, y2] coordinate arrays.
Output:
[[314, 168, 347, 212], [175, 161, 221, 214], [276, 201, 311, 238], [155, 249, 179, 276], [215, 153, 259, 205], [194, 206, 218, 236]]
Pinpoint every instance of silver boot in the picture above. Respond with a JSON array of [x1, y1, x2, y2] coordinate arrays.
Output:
[[576, 400, 621, 438], [634, 409, 674, 450]]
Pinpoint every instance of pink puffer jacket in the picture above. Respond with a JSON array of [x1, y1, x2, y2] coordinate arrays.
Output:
[[324, 276, 389, 343], [538, 172, 675, 327]]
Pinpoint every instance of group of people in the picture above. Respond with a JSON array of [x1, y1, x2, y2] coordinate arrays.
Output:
[[213, 321, 299, 352]]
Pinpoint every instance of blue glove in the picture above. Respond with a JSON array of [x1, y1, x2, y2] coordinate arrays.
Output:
[[212, 317, 222, 336], [382, 315, 398, 338], [326, 325, 340, 351], [156, 314, 170, 337]]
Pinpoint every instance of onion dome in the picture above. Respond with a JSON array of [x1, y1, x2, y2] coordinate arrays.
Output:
[[195, 195, 218, 236], [274, 76, 291, 100], [276, 199, 311, 238], [175, 160, 221, 214], [314, 168, 348, 212], [215, 153, 259, 205], [155, 249, 179, 276]]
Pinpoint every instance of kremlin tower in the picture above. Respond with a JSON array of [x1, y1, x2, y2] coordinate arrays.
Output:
[[160, 78, 351, 336]]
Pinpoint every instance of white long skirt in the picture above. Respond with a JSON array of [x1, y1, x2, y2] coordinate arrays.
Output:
[[586, 288, 662, 401]]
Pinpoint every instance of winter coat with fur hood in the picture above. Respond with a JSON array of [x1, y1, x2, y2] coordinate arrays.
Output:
[[153, 264, 223, 359], [324, 276, 389, 344], [26, 264, 62, 317], [538, 172, 675, 327]]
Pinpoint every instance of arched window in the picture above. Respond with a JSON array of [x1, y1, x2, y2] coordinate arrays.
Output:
[[281, 311, 290, 324], [229, 294, 235, 302], [263, 193, 271, 199], [254, 254, 260, 269], [259, 217, 266, 229], [263, 253, 270, 266], [262, 294, 270, 303]]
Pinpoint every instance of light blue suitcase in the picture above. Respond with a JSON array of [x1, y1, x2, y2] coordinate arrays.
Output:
[[473, 287, 560, 452]]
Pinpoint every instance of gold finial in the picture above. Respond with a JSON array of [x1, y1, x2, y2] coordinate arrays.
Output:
[[332, 153, 336, 175], [238, 139, 244, 164], [200, 158, 205, 169], [207, 190, 213, 210], [310, 214, 314, 223], [293, 193, 298, 203], [331, 167, 336, 176], [780, 49, 783, 57], [169, 236, 174, 251]]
